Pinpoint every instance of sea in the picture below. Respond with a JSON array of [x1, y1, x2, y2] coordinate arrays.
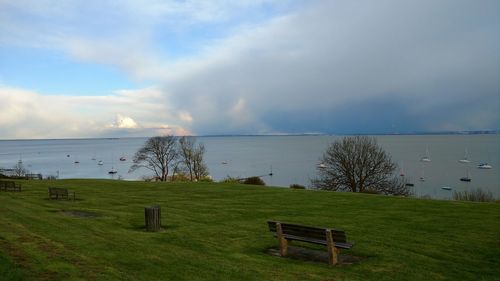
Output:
[[0, 135, 498, 199]]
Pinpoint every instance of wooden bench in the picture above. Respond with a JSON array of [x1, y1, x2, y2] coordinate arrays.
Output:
[[267, 221, 353, 265], [0, 181, 21, 192], [48, 187, 75, 200]]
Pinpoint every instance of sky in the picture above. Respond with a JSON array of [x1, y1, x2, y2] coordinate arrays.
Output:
[[0, 0, 499, 139]]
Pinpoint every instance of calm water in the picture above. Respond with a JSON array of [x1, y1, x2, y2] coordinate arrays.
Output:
[[0, 135, 498, 199]]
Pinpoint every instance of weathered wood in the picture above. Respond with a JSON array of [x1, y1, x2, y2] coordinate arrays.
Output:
[[276, 222, 288, 256], [0, 181, 21, 192], [326, 229, 338, 265], [268, 220, 353, 265], [267, 221, 349, 244], [48, 187, 75, 200], [145, 205, 162, 232]]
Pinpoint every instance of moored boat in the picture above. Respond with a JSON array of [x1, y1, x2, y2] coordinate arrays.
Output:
[[458, 149, 470, 163], [477, 163, 492, 169]]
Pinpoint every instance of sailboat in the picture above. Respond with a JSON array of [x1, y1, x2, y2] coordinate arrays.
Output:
[[458, 149, 470, 163], [477, 163, 492, 169], [405, 179, 414, 187], [419, 164, 425, 181], [459, 167, 471, 182], [317, 162, 327, 169], [108, 152, 117, 174], [420, 147, 431, 162], [398, 164, 413, 186]]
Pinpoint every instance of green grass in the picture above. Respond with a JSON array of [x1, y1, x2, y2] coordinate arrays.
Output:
[[0, 179, 499, 281]]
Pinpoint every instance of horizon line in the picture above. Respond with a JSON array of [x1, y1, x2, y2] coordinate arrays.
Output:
[[0, 130, 498, 141]]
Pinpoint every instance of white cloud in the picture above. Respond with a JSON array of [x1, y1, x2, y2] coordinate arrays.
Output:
[[0, 86, 191, 139], [109, 114, 139, 129], [178, 111, 193, 123]]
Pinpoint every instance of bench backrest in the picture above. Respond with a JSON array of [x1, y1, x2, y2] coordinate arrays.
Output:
[[0, 181, 17, 187], [267, 221, 347, 243], [49, 187, 68, 195]]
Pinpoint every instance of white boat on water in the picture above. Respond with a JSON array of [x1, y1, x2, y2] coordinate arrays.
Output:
[[477, 163, 492, 169], [418, 163, 426, 181], [458, 149, 470, 163], [98, 160, 104, 165], [108, 168, 117, 174], [420, 147, 431, 162], [317, 163, 327, 169], [441, 186, 452, 190]]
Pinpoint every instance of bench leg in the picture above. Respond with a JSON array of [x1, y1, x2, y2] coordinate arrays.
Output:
[[326, 229, 338, 265], [276, 222, 288, 256]]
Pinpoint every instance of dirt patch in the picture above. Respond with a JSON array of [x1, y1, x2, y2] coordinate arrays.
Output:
[[62, 210, 101, 218], [267, 246, 362, 265]]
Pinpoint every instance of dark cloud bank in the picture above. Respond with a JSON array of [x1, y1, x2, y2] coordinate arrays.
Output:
[[163, 0, 499, 135]]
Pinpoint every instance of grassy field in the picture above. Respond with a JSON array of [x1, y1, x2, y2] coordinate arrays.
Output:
[[0, 179, 499, 281]]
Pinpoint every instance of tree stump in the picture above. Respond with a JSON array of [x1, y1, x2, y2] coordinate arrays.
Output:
[[145, 205, 161, 232]]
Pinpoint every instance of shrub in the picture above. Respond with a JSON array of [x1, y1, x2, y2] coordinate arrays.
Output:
[[289, 184, 305, 189], [453, 188, 495, 202], [220, 176, 240, 184], [243, 177, 266, 186], [199, 176, 213, 182], [169, 172, 191, 182]]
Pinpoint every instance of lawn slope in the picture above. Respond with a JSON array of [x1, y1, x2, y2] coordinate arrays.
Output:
[[0, 180, 499, 280]]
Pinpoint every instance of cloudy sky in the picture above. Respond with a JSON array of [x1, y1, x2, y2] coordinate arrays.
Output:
[[1, 0, 499, 139]]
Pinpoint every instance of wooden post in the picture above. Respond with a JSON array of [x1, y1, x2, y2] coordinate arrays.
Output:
[[326, 229, 338, 265], [145, 205, 162, 232], [276, 222, 288, 256]]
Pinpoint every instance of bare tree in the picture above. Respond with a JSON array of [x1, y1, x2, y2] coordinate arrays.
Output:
[[178, 136, 209, 181], [312, 136, 408, 195], [192, 142, 209, 181], [380, 176, 413, 196], [13, 162, 28, 177], [129, 136, 178, 181]]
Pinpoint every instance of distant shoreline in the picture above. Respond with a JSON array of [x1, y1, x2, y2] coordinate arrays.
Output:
[[0, 130, 498, 141]]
